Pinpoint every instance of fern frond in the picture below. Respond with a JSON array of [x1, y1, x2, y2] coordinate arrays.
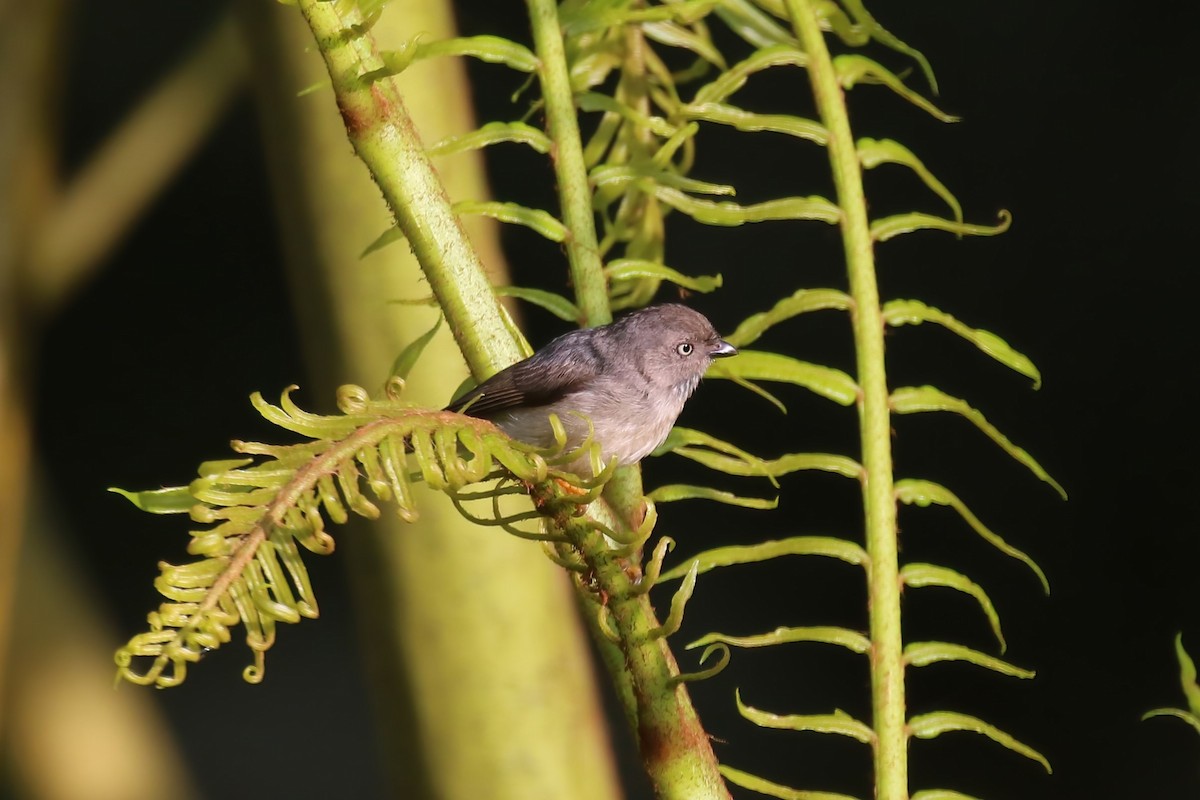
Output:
[[719, 764, 861, 800], [493, 285, 581, 322], [646, 483, 777, 509], [1143, 634, 1200, 736], [114, 384, 598, 688], [692, 626, 870, 655], [426, 121, 552, 157], [737, 690, 875, 743], [903, 642, 1034, 679], [881, 299, 1043, 387], [660, 536, 867, 582], [832, 55, 957, 121], [709, 350, 858, 405], [870, 209, 1010, 242], [857, 138, 962, 223], [900, 563, 1007, 652], [671, 643, 731, 685], [725, 289, 853, 347], [908, 711, 1051, 773], [375, 34, 539, 78], [890, 385, 1066, 499], [894, 478, 1050, 594]]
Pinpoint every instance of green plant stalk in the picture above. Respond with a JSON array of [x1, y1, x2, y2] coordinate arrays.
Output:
[[787, 1, 907, 797], [296, 0, 521, 374], [525, 0, 612, 327], [279, 3, 624, 798], [294, 3, 722, 794], [523, 0, 685, 757], [540, 493, 731, 800]]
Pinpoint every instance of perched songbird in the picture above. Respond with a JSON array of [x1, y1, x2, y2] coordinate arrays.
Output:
[[448, 304, 737, 476]]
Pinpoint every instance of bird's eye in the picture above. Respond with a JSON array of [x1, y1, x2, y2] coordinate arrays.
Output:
[[676, 342, 693, 356]]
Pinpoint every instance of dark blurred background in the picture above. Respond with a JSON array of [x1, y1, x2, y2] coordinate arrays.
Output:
[[14, 0, 1200, 798]]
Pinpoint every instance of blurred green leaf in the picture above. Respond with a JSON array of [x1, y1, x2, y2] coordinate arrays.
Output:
[[644, 20, 726, 68], [694, 45, 808, 106], [911, 790, 985, 800], [834, 55, 957, 122], [361, 226, 407, 258], [708, 350, 858, 405], [108, 485, 194, 514], [901, 562, 1007, 652], [882, 299, 1042, 387], [719, 764, 860, 800], [493, 286, 580, 322], [891, 385, 1066, 500], [389, 315, 441, 380], [603, 259, 722, 292], [576, 92, 677, 137], [427, 121, 552, 157], [1142, 708, 1200, 736], [738, 691, 874, 742], [592, 164, 735, 196], [858, 138, 960, 223], [871, 210, 1010, 242], [653, 186, 840, 226], [835, 0, 938, 91], [904, 642, 1034, 679], [381, 35, 538, 74], [908, 711, 1051, 773], [895, 479, 1049, 594], [670, 443, 861, 483], [560, 0, 720, 35], [684, 102, 827, 144], [727, 289, 853, 348], [692, 626, 870, 654], [1177, 633, 1200, 716], [198, 458, 255, 477], [454, 200, 568, 242], [1145, 633, 1200, 735], [660, 535, 867, 582], [647, 483, 777, 509], [672, 643, 731, 685], [712, 2, 798, 49]]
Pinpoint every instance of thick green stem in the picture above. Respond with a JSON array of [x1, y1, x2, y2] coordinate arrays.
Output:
[[297, 0, 520, 376], [286, 5, 625, 799], [523, 0, 674, 763], [293, 5, 724, 796], [787, 2, 907, 798], [539, 494, 731, 800], [525, 0, 611, 327], [522, 10, 724, 796]]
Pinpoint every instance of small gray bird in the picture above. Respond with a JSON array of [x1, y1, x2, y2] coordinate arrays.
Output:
[[448, 304, 737, 476]]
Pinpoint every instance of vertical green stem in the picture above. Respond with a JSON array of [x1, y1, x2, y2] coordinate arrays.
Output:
[[525, 0, 611, 327], [293, 4, 725, 795], [254, 4, 623, 798], [523, 0, 659, 756], [787, 2, 907, 799], [542, 499, 731, 800], [297, 0, 521, 376]]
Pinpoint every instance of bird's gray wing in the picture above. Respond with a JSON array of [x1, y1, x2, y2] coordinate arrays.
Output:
[[445, 330, 606, 418]]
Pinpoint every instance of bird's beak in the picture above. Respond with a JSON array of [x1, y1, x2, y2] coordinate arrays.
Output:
[[710, 340, 738, 358]]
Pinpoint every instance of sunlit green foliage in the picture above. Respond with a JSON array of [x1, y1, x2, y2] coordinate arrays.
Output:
[[113, 379, 613, 687], [116, 1, 1063, 798]]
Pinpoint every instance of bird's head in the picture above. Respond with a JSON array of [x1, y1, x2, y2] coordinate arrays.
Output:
[[619, 304, 738, 398]]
